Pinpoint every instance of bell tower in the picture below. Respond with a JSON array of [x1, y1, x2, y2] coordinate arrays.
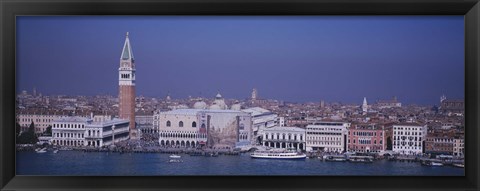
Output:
[[118, 32, 138, 139]]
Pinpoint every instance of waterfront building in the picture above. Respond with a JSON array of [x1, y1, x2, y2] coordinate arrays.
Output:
[[347, 123, 385, 153], [118, 32, 138, 138], [156, 109, 252, 149], [17, 113, 67, 135], [84, 118, 130, 147], [453, 136, 464, 157], [392, 123, 427, 155], [136, 112, 154, 133], [51, 116, 89, 147], [242, 107, 277, 143], [305, 121, 350, 152], [375, 96, 402, 109], [425, 129, 455, 155], [261, 126, 306, 151]]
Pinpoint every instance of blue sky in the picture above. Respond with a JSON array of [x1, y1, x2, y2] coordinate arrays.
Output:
[[16, 16, 464, 105]]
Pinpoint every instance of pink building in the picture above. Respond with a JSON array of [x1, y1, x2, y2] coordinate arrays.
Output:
[[347, 123, 385, 153]]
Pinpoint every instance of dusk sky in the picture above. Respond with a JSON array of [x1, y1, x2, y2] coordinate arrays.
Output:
[[17, 16, 464, 105]]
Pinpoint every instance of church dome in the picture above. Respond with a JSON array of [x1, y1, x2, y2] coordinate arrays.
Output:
[[209, 103, 222, 110], [215, 93, 222, 99], [193, 101, 207, 109]]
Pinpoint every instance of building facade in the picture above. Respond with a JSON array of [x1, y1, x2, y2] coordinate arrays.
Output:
[[453, 137, 464, 157], [118, 32, 137, 138], [51, 116, 89, 147], [261, 126, 306, 151], [347, 123, 385, 153], [84, 118, 130, 147], [392, 123, 427, 155], [242, 107, 277, 143], [305, 121, 350, 152], [17, 113, 67, 135], [156, 109, 253, 149]]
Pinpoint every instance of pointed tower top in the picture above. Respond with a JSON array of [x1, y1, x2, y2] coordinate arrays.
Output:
[[121, 32, 134, 61]]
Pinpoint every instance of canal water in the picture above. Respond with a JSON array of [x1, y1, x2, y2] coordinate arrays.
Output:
[[16, 151, 464, 176]]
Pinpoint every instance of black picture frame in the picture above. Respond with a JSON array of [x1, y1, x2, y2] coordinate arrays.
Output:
[[1, 0, 479, 190]]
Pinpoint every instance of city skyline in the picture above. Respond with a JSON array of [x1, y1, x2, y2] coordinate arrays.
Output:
[[17, 16, 464, 105]]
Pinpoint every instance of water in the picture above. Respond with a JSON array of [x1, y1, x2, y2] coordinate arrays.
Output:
[[16, 151, 464, 176]]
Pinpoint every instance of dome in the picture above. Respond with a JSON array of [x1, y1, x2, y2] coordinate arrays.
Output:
[[209, 103, 221, 110], [193, 101, 207, 109], [215, 93, 222, 99]]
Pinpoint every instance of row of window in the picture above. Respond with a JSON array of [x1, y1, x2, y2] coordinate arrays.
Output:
[[54, 132, 84, 139], [160, 133, 207, 139], [165, 121, 201, 128], [53, 123, 85, 129], [306, 132, 342, 135], [264, 133, 303, 141], [307, 141, 342, 146], [394, 136, 422, 141], [394, 131, 422, 136], [349, 131, 382, 136], [348, 139, 383, 145], [18, 118, 54, 123]]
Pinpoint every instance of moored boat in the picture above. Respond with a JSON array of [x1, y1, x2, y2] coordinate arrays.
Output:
[[348, 156, 374, 163], [250, 150, 306, 160], [35, 148, 47, 153], [452, 163, 464, 168]]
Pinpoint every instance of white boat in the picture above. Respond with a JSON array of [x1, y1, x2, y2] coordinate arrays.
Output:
[[169, 154, 181, 159], [168, 159, 183, 163], [35, 148, 47, 153], [250, 150, 306, 160], [452, 163, 464, 168], [53, 149, 59, 154], [422, 160, 444, 167]]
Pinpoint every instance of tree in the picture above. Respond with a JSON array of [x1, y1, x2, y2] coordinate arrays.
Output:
[[43, 125, 52, 136], [17, 121, 38, 144]]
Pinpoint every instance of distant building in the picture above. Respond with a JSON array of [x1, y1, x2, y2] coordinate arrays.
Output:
[[453, 136, 464, 157], [261, 126, 306, 151], [156, 109, 253, 149], [17, 113, 68, 135], [439, 95, 464, 115], [305, 121, 350, 152], [392, 123, 427, 155], [362, 97, 369, 113], [375, 96, 402, 109], [347, 123, 385, 153]]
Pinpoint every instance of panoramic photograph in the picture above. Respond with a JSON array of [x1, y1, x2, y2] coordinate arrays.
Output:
[[15, 16, 465, 176]]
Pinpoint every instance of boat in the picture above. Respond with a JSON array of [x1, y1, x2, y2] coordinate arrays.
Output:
[[250, 150, 306, 160], [324, 155, 347, 162], [168, 159, 183, 163], [53, 149, 59, 154], [452, 163, 465, 168], [35, 148, 47, 153], [421, 160, 444, 167], [348, 156, 374, 163], [169, 154, 181, 159]]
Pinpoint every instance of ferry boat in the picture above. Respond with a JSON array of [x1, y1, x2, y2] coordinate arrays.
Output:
[[250, 150, 306, 160], [324, 155, 347, 162], [348, 156, 374, 163]]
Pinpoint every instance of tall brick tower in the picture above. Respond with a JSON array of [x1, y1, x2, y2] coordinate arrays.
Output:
[[118, 32, 138, 139]]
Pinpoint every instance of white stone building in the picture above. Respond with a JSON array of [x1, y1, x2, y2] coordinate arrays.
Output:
[[392, 123, 427, 155], [241, 107, 278, 144], [51, 116, 130, 148], [51, 116, 89, 147], [305, 121, 350, 152], [261, 126, 306, 151], [156, 109, 252, 149], [84, 118, 130, 147], [453, 137, 464, 157]]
